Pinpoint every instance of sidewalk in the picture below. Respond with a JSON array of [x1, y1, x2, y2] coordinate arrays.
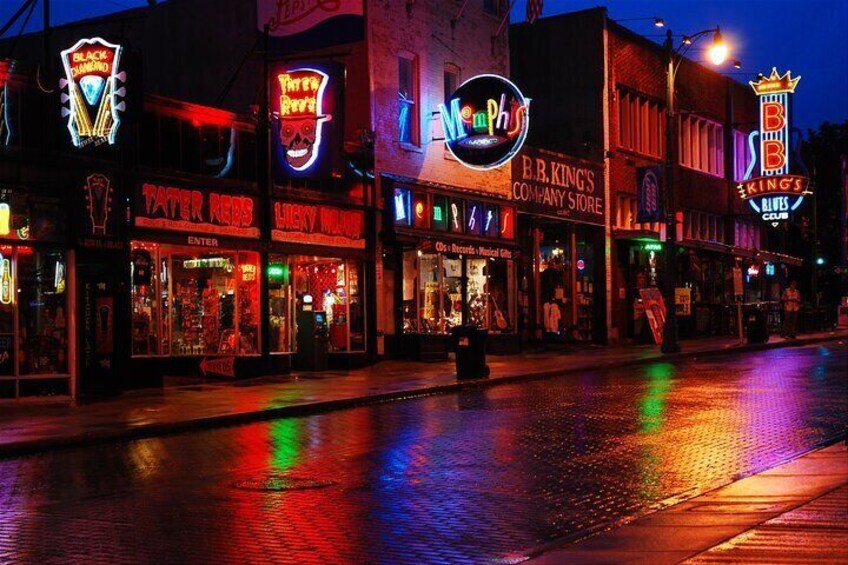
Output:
[[529, 441, 848, 564], [0, 330, 844, 458]]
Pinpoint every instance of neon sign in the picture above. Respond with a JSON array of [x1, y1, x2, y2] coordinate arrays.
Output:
[[83, 173, 114, 236], [739, 69, 810, 223], [439, 74, 530, 170], [59, 37, 126, 148], [276, 67, 331, 171]]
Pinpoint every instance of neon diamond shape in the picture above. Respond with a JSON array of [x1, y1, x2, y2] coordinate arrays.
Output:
[[79, 76, 105, 106]]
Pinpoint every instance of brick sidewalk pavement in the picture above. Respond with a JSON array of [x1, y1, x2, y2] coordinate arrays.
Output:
[[0, 330, 844, 458], [530, 442, 848, 564]]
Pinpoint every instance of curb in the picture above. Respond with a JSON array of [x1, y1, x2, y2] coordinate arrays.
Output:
[[520, 438, 848, 564], [1, 333, 844, 460]]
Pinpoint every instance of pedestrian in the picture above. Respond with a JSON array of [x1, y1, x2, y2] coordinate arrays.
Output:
[[781, 280, 801, 339]]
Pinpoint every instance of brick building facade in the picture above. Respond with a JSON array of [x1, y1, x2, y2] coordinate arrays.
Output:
[[512, 8, 802, 345]]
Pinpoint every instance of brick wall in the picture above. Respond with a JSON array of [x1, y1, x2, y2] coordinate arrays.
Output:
[[607, 22, 758, 218], [369, 0, 512, 198]]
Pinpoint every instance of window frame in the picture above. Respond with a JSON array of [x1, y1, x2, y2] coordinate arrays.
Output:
[[398, 52, 421, 148]]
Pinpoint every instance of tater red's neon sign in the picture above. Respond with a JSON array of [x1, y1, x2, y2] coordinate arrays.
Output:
[[277, 67, 331, 171]]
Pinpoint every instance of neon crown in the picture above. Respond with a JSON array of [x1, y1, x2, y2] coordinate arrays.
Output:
[[749, 68, 801, 95]]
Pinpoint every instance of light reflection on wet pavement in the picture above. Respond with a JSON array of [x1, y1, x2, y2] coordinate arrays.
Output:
[[1, 343, 845, 564]]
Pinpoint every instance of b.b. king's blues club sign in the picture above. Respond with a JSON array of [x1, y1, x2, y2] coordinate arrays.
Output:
[[738, 68, 811, 224]]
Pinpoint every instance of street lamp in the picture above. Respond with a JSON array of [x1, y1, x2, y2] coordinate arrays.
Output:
[[660, 26, 733, 354]]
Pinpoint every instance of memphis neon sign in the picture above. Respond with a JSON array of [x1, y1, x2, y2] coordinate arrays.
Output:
[[277, 67, 331, 171], [59, 37, 126, 148], [739, 68, 810, 223], [439, 74, 530, 170]]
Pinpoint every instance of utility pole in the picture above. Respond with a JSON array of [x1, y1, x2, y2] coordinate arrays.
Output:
[[661, 27, 681, 353], [42, 0, 50, 77]]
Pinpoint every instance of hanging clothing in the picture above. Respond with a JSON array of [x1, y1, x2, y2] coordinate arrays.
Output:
[[543, 301, 562, 333]]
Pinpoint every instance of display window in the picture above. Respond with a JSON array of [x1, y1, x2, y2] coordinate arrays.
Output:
[[538, 227, 596, 342], [402, 250, 515, 335], [130, 242, 260, 357], [267, 255, 365, 353], [0, 245, 69, 378]]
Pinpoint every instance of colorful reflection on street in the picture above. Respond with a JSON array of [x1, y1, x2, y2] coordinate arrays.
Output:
[[0, 343, 845, 563]]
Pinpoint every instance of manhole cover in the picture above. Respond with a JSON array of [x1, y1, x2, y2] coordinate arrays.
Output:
[[232, 475, 334, 492]]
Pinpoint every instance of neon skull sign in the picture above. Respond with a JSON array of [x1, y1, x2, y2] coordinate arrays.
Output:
[[277, 68, 332, 171]]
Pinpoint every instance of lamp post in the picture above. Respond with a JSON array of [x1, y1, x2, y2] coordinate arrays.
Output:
[[660, 26, 729, 354]]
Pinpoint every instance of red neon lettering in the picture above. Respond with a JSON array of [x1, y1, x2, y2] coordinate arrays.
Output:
[[762, 101, 785, 132], [763, 140, 786, 171]]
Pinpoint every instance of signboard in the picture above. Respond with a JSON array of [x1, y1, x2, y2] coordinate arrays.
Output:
[[732, 266, 744, 297], [134, 182, 260, 239], [59, 37, 126, 148], [739, 69, 810, 223], [272, 200, 365, 249], [77, 173, 122, 250], [258, 0, 364, 50], [639, 288, 666, 345], [200, 356, 236, 378], [511, 146, 604, 226], [674, 287, 692, 317], [637, 166, 663, 223], [393, 185, 515, 241], [439, 74, 530, 170], [270, 62, 343, 179], [421, 239, 515, 260]]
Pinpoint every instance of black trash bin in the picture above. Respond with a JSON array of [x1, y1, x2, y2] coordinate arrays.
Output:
[[745, 307, 769, 344], [451, 326, 490, 379]]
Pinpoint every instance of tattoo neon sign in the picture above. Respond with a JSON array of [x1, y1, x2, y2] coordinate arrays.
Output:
[[439, 74, 530, 170], [739, 68, 810, 223], [59, 37, 126, 148]]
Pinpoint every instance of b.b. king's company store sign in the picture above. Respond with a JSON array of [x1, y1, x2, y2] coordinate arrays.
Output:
[[738, 68, 811, 223], [511, 146, 604, 226], [439, 74, 530, 170], [134, 182, 259, 239]]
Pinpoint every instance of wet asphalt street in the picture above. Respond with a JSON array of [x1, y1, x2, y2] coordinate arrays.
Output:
[[0, 342, 845, 564]]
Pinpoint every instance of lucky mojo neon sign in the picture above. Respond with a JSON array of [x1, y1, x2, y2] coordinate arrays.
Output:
[[738, 68, 810, 223], [59, 37, 126, 148], [439, 74, 530, 170]]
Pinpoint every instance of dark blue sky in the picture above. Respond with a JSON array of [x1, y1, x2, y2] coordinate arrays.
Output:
[[2, 0, 846, 131], [513, 0, 847, 131]]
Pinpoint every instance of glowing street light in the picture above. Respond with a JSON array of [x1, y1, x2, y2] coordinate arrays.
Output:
[[708, 30, 728, 65]]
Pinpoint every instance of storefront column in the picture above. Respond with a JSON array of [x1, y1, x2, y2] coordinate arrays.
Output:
[[67, 249, 77, 399]]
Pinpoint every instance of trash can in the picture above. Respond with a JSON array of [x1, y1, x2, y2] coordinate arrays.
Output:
[[745, 307, 769, 344], [451, 326, 489, 379]]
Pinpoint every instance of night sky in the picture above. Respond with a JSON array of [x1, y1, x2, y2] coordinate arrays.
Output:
[[1, 0, 846, 131], [513, 0, 848, 132]]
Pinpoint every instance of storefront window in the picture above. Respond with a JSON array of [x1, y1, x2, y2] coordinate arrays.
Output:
[[402, 250, 514, 335], [0, 246, 68, 377], [266, 256, 366, 353], [130, 242, 261, 357], [538, 226, 597, 342], [268, 256, 292, 353]]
